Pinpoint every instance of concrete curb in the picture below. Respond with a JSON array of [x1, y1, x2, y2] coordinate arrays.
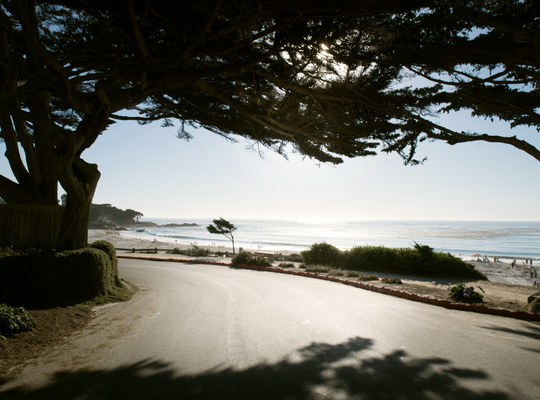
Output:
[[118, 255, 540, 322]]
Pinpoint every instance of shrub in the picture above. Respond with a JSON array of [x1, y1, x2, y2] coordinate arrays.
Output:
[[0, 247, 17, 258], [231, 252, 271, 267], [0, 304, 35, 336], [168, 248, 184, 255], [305, 265, 330, 273], [413, 242, 434, 259], [0, 247, 121, 307], [381, 277, 403, 284], [90, 240, 121, 285], [186, 245, 210, 257], [357, 274, 379, 281], [301, 242, 342, 267], [449, 284, 484, 303], [278, 263, 295, 269], [342, 245, 487, 280]]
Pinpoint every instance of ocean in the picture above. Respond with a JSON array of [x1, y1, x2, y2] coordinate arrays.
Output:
[[121, 219, 540, 260]]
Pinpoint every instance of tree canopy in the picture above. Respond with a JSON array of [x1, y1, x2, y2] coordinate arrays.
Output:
[[0, 0, 538, 249]]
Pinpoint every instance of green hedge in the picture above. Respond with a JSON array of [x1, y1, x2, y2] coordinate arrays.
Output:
[[89, 240, 121, 286], [301, 242, 342, 267], [232, 252, 272, 267], [0, 244, 122, 307], [302, 243, 486, 280]]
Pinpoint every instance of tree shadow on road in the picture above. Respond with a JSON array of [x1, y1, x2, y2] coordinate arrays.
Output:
[[482, 322, 540, 341], [1, 336, 510, 399], [482, 322, 540, 355]]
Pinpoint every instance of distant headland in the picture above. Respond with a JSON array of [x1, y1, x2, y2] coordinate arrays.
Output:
[[88, 203, 198, 230]]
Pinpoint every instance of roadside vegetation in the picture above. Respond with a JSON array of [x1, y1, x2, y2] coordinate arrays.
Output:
[[301, 242, 487, 280], [0, 240, 134, 342], [0, 304, 35, 338], [168, 245, 210, 257], [232, 252, 272, 268], [449, 284, 485, 303], [0, 241, 133, 308]]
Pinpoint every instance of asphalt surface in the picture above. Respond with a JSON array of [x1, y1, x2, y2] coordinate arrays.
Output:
[[1, 259, 539, 399]]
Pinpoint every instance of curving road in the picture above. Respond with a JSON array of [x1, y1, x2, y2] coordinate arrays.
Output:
[[1, 259, 539, 399]]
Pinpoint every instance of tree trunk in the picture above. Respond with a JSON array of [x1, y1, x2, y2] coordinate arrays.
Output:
[[56, 193, 92, 250], [56, 159, 101, 250]]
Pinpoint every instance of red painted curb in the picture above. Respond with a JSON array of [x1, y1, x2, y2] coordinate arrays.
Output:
[[118, 255, 540, 322]]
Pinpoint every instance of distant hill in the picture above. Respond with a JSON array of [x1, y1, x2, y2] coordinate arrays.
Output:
[[88, 203, 199, 230], [89, 204, 144, 229]]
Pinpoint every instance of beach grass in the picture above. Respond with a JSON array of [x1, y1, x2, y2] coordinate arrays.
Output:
[[302, 242, 487, 280]]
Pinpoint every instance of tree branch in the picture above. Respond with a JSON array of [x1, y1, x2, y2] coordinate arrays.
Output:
[[420, 117, 540, 162], [0, 112, 31, 187], [127, 0, 152, 61], [0, 173, 35, 204]]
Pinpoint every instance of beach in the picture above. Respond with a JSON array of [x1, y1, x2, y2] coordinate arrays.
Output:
[[89, 229, 539, 286], [89, 229, 539, 315]]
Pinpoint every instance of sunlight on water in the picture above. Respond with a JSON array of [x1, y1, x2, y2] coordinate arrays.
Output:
[[123, 219, 540, 258]]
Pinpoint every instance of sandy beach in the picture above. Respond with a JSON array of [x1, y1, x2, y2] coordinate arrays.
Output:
[[89, 229, 540, 314], [89, 229, 539, 285]]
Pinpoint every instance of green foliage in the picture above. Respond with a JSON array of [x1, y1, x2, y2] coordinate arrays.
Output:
[[89, 240, 121, 286], [168, 246, 210, 257], [449, 284, 484, 304], [0, 247, 128, 307], [186, 246, 210, 257], [381, 277, 403, 284], [413, 242, 434, 259], [357, 274, 380, 282], [0, 247, 17, 258], [305, 265, 331, 273], [278, 263, 295, 269], [302, 242, 486, 280], [301, 243, 342, 267], [0, 304, 35, 336], [231, 252, 271, 267], [89, 204, 144, 229], [207, 218, 237, 254]]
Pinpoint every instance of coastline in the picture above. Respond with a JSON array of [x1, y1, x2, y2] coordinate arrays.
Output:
[[88, 229, 540, 317], [89, 229, 539, 287]]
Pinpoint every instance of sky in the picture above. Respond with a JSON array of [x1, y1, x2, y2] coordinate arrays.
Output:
[[1, 111, 539, 222], [73, 111, 540, 222]]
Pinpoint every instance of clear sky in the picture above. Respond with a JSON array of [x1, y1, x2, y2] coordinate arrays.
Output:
[[1, 112, 539, 222], [75, 111, 540, 222]]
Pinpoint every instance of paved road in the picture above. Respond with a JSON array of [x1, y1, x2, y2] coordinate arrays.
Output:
[[1, 259, 539, 399]]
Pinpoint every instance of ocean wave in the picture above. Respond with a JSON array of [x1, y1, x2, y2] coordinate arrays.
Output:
[[123, 219, 540, 258]]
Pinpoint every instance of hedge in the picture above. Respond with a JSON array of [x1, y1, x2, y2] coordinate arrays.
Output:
[[0, 244, 122, 307], [302, 243, 486, 280]]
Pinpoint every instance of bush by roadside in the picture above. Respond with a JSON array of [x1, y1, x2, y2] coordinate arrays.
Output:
[[232, 252, 272, 267], [0, 241, 133, 307], [449, 284, 484, 303], [301, 242, 486, 280], [0, 304, 35, 337]]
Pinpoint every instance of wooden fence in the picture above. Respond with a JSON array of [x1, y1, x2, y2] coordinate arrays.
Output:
[[0, 204, 64, 250]]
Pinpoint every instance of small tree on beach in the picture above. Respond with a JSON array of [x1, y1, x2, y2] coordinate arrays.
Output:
[[207, 218, 237, 255]]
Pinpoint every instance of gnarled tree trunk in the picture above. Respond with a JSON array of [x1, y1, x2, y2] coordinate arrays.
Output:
[[56, 158, 101, 250]]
